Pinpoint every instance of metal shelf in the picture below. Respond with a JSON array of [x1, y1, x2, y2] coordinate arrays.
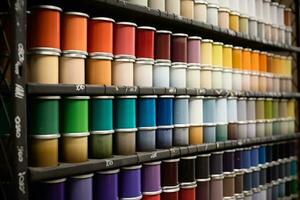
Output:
[[27, 83, 300, 98], [29, 133, 300, 182], [27, 0, 300, 53]]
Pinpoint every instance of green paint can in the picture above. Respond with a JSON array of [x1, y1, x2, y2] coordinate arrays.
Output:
[[255, 98, 265, 120], [272, 99, 279, 119], [272, 119, 280, 136], [61, 96, 89, 134], [90, 96, 114, 131], [114, 96, 137, 130], [264, 99, 273, 119], [216, 123, 228, 142], [291, 178, 298, 195], [89, 130, 114, 159], [0, 96, 10, 136], [29, 96, 60, 135]]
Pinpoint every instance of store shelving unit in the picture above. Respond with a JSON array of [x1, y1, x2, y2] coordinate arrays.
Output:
[[1, 0, 300, 199]]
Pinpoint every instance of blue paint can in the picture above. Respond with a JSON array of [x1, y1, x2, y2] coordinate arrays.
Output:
[[137, 96, 157, 128], [94, 169, 119, 200], [203, 97, 216, 123], [265, 144, 273, 163], [272, 182, 279, 199], [173, 125, 189, 146], [251, 146, 259, 167], [259, 165, 267, 186], [157, 95, 174, 126], [259, 145, 266, 165], [234, 148, 243, 170], [156, 126, 173, 149], [252, 189, 260, 200], [119, 165, 142, 199], [242, 148, 251, 170], [251, 168, 260, 189], [173, 95, 189, 125], [278, 180, 285, 198], [223, 149, 235, 173], [203, 123, 216, 143], [243, 170, 253, 192], [137, 127, 157, 152]]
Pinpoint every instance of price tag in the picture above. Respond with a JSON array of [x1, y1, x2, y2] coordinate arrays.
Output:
[[105, 159, 114, 167], [150, 152, 157, 159], [75, 84, 85, 92]]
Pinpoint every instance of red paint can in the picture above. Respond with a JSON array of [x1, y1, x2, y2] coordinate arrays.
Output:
[[155, 30, 172, 62], [29, 5, 62, 50], [88, 17, 115, 56], [136, 26, 156, 60], [161, 186, 179, 200], [179, 184, 196, 200], [114, 22, 137, 58], [171, 33, 188, 64], [142, 193, 161, 200]]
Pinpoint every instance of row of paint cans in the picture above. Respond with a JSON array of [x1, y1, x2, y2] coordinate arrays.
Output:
[[30, 140, 298, 200]]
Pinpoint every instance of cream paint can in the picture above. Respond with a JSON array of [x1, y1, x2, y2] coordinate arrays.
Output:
[[170, 64, 187, 88], [207, 4, 219, 26], [250, 72, 259, 92], [212, 68, 222, 89], [218, 8, 230, 29], [126, 0, 148, 6], [242, 71, 251, 91], [148, 0, 165, 11], [134, 59, 153, 87], [180, 0, 194, 19], [112, 57, 135, 86], [59, 53, 86, 84], [200, 66, 212, 89], [194, 0, 207, 22], [166, 0, 181, 15], [153, 62, 170, 87], [232, 70, 242, 91], [222, 69, 232, 90], [187, 66, 201, 89]]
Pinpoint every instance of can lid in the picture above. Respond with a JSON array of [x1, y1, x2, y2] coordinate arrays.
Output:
[[119, 195, 143, 200], [28, 48, 61, 56], [139, 95, 158, 98], [64, 12, 89, 18], [143, 161, 162, 166], [163, 158, 180, 163], [64, 96, 90, 100], [219, 7, 230, 12], [285, 8, 292, 11], [233, 46, 243, 50], [180, 183, 197, 189], [71, 173, 94, 179], [90, 130, 114, 135], [137, 26, 156, 31], [97, 169, 120, 174], [115, 95, 137, 99], [142, 190, 162, 196], [31, 5, 63, 12], [211, 174, 224, 179], [207, 3, 219, 8], [138, 126, 157, 131], [271, 2, 279, 6], [62, 50, 88, 56], [279, 4, 286, 9], [91, 17, 115, 22], [240, 14, 249, 18], [172, 33, 188, 37], [159, 95, 174, 98], [156, 30, 172, 34], [122, 165, 142, 170], [202, 39, 213, 43], [62, 132, 90, 137], [174, 124, 189, 128], [196, 178, 211, 182], [181, 155, 197, 160], [213, 42, 224, 45], [44, 178, 67, 184], [175, 95, 190, 99], [230, 11, 240, 16], [89, 55, 113, 60], [62, 52, 87, 58], [190, 95, 204, 99], [30, 134, 60, 139], [194, 0, 208, 5], [154, 62, 171, 67], [162, 185, 180, 193], [35, 96, 61, 100], [224, 44, 233, 48], [135, 58, 154, 64], [202, 123, 217, 126], [157, 125, 174, 129], [197, 153, 211, 157], [91, 96, 114, 99], [188, 36, 202, 40], [115, 128, 138, 132], [116, 22, 137, 27]]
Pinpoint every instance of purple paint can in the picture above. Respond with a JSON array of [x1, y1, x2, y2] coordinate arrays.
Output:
[[188, 36, 201, 65], [120, 165, 142, 199], [142, 161, 162, 194], [94, 169, 119, 200], [31, 178, 66, 200], [66, 174, 93, 200]]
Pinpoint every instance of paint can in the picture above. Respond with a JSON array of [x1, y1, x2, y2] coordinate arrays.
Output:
[[232, 70, 242, 91], [156, 126, 173, 149], [223, 173, 236, 198], [155, 30, 172, 62], [222, 69, 232, 90], [153, 62, 170, 87], [172, 33, 188, 64], [258, 20, 265, 41], [148, 0, 165, 11], [223, 150, 235, 173], [61, 96, 89, 134], [88, 17, 115, 56], [180, 184, 197, 200], [114, 129, 137, 155], [157, 96, 173, 126], [229, 11, 240, 32], [66, 174, 93, 200], [142, 161, 162, 194], [188, 36, 201, 65], [203, 123, 216, 143], [137, 127, 157, 151], [174, 95, 189, 125], [89, 130, 114, 159], [203, 97, 216, 123], [61, 12, 89, 54], [161, 159, 180, 188], [242, 71, 251, 91], [86, 55, 113, 85], [210, 175, 224, 200], [187, 66, 201, 89], [170, 64, 187, 88], [201, 39, 213, 65], [137, 96, 157, 128], [249, 18, 258, 38], [161, 186, 179, 200], [189, 125, 203, 145], [114, 22, 137, 58], [179, 156, 196, 185], [194, 0, 208, 23], [207, 4, 219, 26], [114, 96, 136, 129], [211, 68, 223, 89], [196, 178, 210, 200], [196, 154, 210, 180], [173, 125, 189, 146], [165, 0, 181, 15], [240, 15, 249, 35], [31, 178, 66, 200], [29, 5, 62, 50], [29, 134, 60, 167], [59, 53, 86, 84], [134, 59, 154, 87], [200, 66, 212, 89], [126, 0, 148, 6], [189, 96, 203, 126], [210, 151, 223, 175], [61, 132, 89, 163], [234, 171, 244, 196], [136, 26, 156, 60], [28, 49, 60, 84], [119, 165, 142, 199], [90, 96, 113, 131], [180, 0, 194, 19], [112, 57, 134, 86], [218, 8, 230, 29], [94, 169, 119, 200]]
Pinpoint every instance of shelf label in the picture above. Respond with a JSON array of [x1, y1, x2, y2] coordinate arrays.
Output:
[[150, 152, 157, 159], [18, 171, 26, 194], [15, 116, 21, 138], [105, 159, 114, 167], [75, 84, 85, 91]]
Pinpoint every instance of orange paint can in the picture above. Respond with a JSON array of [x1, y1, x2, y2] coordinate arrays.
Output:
[[251, 50, 260, 71], [86, 55, 113, 85], [259, 52, 267, 72], [61, 12, 89, 54], [88, 17, 115, 56], [242, 48, 251, 71], [232, 46, 243, 70], [29, 5, 62, 50]]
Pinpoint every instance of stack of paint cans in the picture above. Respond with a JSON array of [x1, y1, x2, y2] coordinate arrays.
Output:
[[161, 158, 180, 199], [203, 97, 216, 143], [210, 151, 224, 199], [189, 96, 204, 145]]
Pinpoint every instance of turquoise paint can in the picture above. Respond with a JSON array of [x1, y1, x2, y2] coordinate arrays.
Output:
[[90, 96, 114, 131], [203, 123, 216, 143], [114, 96, 137, 130]]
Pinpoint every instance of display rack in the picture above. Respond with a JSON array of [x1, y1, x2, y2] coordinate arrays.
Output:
[[1, 0, 300, 199]]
